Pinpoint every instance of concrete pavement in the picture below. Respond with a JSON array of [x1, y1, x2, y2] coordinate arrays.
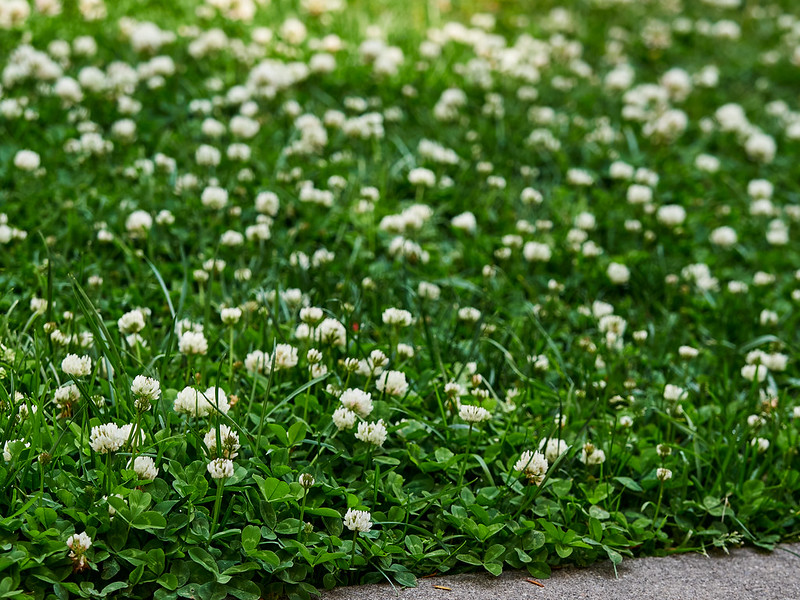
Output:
[[322, 544, 800, 600]]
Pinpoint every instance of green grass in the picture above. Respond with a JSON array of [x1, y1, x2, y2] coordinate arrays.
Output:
[[1, 0, 799, 599]]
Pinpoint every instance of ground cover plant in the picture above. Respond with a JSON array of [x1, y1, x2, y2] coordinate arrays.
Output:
[[1, 0, 800, 598]]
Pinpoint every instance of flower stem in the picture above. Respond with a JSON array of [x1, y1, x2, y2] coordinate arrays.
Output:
[[349, 530, 359, 569], [297, 491, 308, 539], [652, 483, 664, 532], [373, 461, 380, 505], [209, 480, 224, 542], [457, 424, 473, 489], [227, 326, 234, 391], [105, 452, 113, 495]]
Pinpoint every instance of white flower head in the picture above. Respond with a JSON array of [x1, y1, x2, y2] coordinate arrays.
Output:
[[66, 532, 92, 569], [580, 442, 606, 465], [131, 455, 159, 480], [62, 354, 92, 377], [118, 309, 146, 334], [376, 370, 408, 397], [207, 458, 234, 480], [90, 423, 125, 454], [178, 331, 208, 355], [340, 388, 373, 418], [514, 450, 549, 485], [204, 424, 240, 459], [343, 508, 372, 532], [333, 407, 357, 430], [220, 307, 242, 325], [174, 386, 230, 417], [539, 438, 568, 463], [131, 375, 160, 411], [459, 404, 491, 423], [355, 419, 387, 447]]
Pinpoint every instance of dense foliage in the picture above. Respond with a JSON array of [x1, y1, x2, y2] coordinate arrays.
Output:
[[1, 0, 799, 599]]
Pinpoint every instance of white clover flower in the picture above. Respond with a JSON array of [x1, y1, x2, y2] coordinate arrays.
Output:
[[174, 386, 230, 417], [315, 318, 346, 346], [514, 450, 548, 485], [408, 167, 436, 187], [376, 370, 408, 397], [355, 419, 387, 447], [343, 508, 372, 532], [118, 309, 145, 334], [750, 437, 769, 453], [656, 204, 686, 227], [207, 458, 234, 480], [220, 307, 242, 325], [741, 364, 767, 382], [67, 531, 92, 553], [178, 331, 208, 355], [332, 407, 357, 430], [523, 241, 552, 262], [62, 354, 92, 377], [656, 467, 673, 482], [539, 438, 568, 463], [451, 211, 477, 233], [201, 186, 228, 209], [30, 297, 48, 315], [14, 149, 41, 171], [382, 308, 413, 327], [678, 345, 699, 359], [458, 307, 481, 322], [664, 384, 688, 401], [255, 191, 280, 216], [580, 443, 606, 465], [273, 344, 299, 370], [300, 307, 324, 324], [710, 226, 737, 248], [245, 350, 268, 373], [131, 456, 158, 480], [340, 388, 373, 418], [607, 262, 630, 284], [131, 375, 160, 411], [459, 404, 491, 423], [759, 309, 778, 326], [66, 532, 92, 569], [90, 423, 125, 454], [396, 343, 415, 359], [626, 184, 652, 204], [204, 424, 240, 459], [125, 211, 153, 237]]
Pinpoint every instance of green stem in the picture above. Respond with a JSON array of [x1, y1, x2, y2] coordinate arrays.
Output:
[[349, 530, 359, 569], [373, 462, 380, 506], [652, 483, 665, 532], [457, 424, 473, 489], [228, 326, 234, 391], [511, 484, 535, 521], [210, 481, 224, 541], [106, 453, 113, 495], [297, 491, 308, 539], [303, 371, 312, 422], [129, 412, 142, 458], [363, 448, 373, 475]]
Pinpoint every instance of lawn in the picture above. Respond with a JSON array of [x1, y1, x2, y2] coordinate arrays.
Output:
[[1, 0, 799, 599]]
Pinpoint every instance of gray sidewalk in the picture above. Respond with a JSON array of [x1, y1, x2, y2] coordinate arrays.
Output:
[[322, 544, 800, 600]]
